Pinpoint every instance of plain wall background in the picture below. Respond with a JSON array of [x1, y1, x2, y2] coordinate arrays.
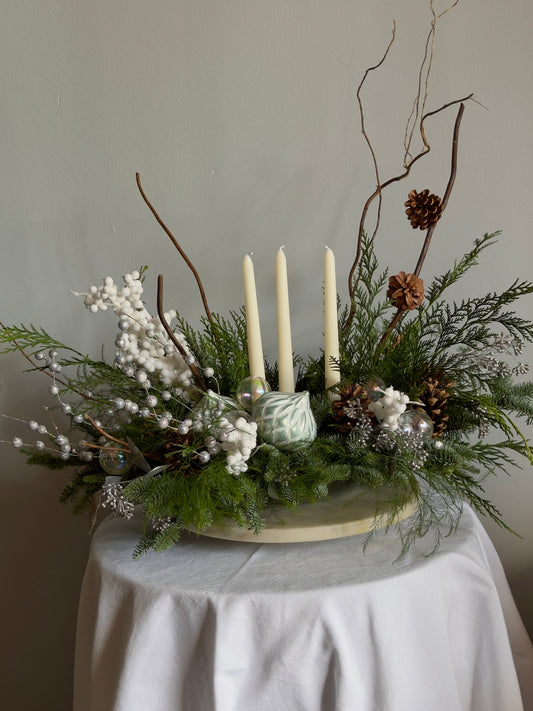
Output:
[[1, 1, 532, 708]]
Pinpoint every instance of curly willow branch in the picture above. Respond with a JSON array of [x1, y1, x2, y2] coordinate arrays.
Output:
[[156, 275, 206, 392], [356, 20, 397, 250], [343, 0, 470, 336], [136, 173, 214, 326], [404, 0, 460, 164]]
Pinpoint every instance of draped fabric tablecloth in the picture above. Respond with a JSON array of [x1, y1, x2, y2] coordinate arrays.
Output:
[[73, 505, 533, 711]]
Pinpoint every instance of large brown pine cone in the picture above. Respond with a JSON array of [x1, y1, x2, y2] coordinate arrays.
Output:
[[387, 272, 424, 311], [405, 189, 443, 230], [419, 376, 454, 437]]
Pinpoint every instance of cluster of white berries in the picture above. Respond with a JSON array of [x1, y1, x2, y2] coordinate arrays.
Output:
[[192, 391, 257, 475], [8, 414, 95, 462], [214, 414, 258, 475], [77, 272, 194, 389], [368, 386, 411, 430]]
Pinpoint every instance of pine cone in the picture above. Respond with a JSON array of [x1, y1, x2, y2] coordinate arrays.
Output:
[[419, 376, 454, 437], [405, 189, 443, 230], [332, 383, 371, 433], [387, 272, 424, 311]]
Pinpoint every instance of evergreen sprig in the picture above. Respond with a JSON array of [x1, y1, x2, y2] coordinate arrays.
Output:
[[2, 229, 533, 558]]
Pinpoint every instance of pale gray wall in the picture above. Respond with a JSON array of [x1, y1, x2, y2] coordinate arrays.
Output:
[[1, 1, 532, 708]]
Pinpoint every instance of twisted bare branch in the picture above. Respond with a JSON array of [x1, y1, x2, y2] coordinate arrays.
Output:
[[343, 0, 470, 335], [413, 102, 465, 276], [156, 274, 206, 392], [136, 173, 214, 326]]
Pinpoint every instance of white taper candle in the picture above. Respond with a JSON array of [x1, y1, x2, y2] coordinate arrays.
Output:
[[324, 246, 340, 391], [242, 254, 265, 380], [276, 247, 295, 392]]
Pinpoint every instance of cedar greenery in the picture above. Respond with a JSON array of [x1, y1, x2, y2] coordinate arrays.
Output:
[[2, 231, 533, 557]]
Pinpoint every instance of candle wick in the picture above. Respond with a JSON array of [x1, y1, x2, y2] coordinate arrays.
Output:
[[280, 245, 285, 251]]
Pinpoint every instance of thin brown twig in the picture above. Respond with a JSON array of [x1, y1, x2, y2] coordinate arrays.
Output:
[[404, 0, 460, 161], [136, 173, 214, 326], [404, 24, 435, 163], [84, 414, 130, 447], [156, 274, 207, 391], [356, 21, 397, 248], [413, 102, 465, 276]]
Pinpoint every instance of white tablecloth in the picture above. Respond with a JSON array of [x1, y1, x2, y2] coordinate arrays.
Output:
[[74, 505, 533, 711]]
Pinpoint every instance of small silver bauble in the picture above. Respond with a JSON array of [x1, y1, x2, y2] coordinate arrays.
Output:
[[397, 408, 434, 440]]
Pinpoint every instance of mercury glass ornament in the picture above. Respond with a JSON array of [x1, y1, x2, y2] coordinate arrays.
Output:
[[397, 408, 434, 440], [251, 391, 317, 451], [236, 376, 271, 410], [99, 442, 134, 476]]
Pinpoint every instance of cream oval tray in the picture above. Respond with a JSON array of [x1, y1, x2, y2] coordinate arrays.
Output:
[[187, 487, 417, 543]]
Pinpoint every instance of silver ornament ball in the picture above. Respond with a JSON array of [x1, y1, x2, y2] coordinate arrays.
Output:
[[397, 408, 434, 440]]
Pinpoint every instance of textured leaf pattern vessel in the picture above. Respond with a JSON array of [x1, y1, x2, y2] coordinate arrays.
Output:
[[252, 391, 317, 451]]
